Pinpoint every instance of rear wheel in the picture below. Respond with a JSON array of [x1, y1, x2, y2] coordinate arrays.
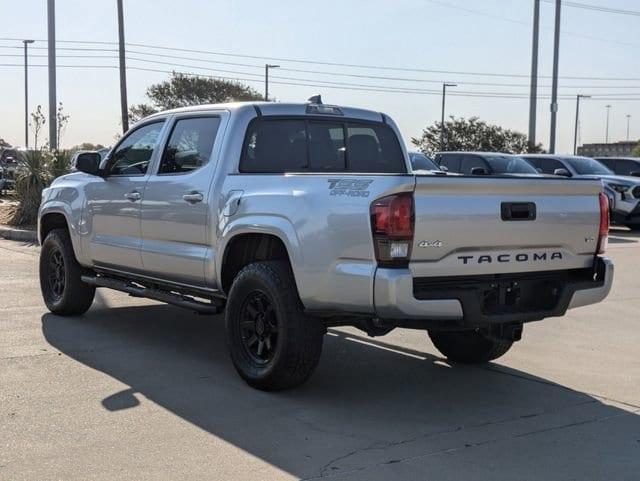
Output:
[[225, 261, 324, 391], [428, 329, 513, 364], [39, 228, 95, 315]]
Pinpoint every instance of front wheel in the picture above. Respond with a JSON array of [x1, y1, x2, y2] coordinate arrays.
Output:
[[225, 261, 324, 391], [39, 228, 95, 316], [428, 329, 513, 364]]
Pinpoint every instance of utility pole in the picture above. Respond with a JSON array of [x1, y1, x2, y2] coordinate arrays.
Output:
[[47, 0, 57, 150], [264, 64, 280, 101], [117, 0, 129, 133], [528, 0, 540, 152], [548, 0, 561, 154], [626, 114, 631, 141], [440, 83, 457, 150], [23, 39, 34, 149], [605, 104, 612, 143], [573, 94, 590, 155]]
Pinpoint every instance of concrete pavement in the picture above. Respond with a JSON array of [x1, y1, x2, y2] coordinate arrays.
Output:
[[1, 230, 639, 480]]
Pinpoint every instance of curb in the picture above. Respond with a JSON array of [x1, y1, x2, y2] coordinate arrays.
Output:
[[0, 226, 38, 243]]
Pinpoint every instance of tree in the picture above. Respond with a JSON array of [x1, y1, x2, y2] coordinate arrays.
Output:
[[0, 138, 10, 149], [411, 116, 544, 156], [69, 142, 106, 152], [30, 105, 46, 150], [55, 102, 70, 149], [129, 71, 262, 122], [632, 142, 640, 157]]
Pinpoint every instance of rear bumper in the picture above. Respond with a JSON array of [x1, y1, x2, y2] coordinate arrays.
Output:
[[374, 257, 613, 325]]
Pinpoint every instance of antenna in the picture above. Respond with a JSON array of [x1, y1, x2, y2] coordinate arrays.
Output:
[[307, 95, 322, 104]]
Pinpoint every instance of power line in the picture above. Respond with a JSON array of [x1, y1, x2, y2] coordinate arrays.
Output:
[[540, 0, 640, 17], [1, 39, 639, 82]]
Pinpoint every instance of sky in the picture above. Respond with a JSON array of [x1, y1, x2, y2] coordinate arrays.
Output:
[[1, 0, 639, 153]]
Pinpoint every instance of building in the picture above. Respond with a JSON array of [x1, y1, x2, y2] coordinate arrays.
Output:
[[578, 140, 638, 157]]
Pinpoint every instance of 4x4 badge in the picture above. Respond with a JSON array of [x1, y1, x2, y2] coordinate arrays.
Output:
[[418, 240, 443, 248]]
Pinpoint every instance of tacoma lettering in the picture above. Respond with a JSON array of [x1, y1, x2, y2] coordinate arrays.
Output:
[[458, 252, 564, 264]]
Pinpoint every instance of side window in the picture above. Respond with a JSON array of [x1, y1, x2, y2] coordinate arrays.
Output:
[[240, 119, 307, 173], [545, 158, 566, 174], [461, 155, 488, 174], [346, 123, 405, 173], [159, 117, 221, 175], [597, 158, 615, 172], [107, 122, 164, 176], [617, 159, 636, 175], [309, 122, 345, 171], [439, 154, 460, 172], [526, 157, 544, 172]]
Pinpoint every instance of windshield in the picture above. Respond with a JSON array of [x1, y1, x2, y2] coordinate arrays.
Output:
[[484, 155, 538, 174], [566, 157, 614, 175], [409, 153, 439, 171]]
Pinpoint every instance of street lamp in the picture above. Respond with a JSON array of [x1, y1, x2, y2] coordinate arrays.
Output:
[[605, 105, 612, 143], [440, 83, 457, 150], [264, 64, 280, 101], [573, 94, 590, 155], [23, 39, 35, 149], [626, 114, 631, 141]]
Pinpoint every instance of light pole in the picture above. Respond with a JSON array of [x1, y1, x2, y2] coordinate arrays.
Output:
[[264, 64, 280, 101], [548, 0, 562, 154], [440, 83, 457, 150], [605, 104, 612, 143], [626, 114, 631, 141], [573, 94, 590, 155], [23, 39, 35, 149]]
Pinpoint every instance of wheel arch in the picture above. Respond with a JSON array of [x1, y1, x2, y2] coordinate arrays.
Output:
[[218, 221, 303, 296]]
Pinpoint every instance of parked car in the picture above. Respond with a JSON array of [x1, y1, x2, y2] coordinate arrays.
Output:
[[434, 152, 541, 176], [594, 157, 640, 177], [0, 147, 22, 190], [38, 100, 612, 390], [523, 154, 640, 230]]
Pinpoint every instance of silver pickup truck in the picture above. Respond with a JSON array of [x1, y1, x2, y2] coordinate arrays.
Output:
[[38, 99, 613, 390]]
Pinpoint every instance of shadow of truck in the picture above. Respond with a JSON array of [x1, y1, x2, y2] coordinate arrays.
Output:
[[42, 303, 640, 480]]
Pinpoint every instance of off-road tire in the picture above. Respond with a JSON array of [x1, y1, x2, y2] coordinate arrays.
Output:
[[39, 228, 95, 315], [225, 260, 324, 391], [428, 329, 513, 364]]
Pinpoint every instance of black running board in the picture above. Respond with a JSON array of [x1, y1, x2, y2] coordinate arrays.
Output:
[[81, 275, 223, 315]]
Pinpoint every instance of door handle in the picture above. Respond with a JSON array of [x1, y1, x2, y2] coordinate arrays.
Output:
[[183, 191, 204, 204], [124, 191, 141, 202]]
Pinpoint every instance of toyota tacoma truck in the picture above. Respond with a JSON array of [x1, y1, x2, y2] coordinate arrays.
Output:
[[38, 99, 613, 391]]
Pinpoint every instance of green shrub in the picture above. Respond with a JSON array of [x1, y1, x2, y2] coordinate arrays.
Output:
[[10, 150, 53, 226]]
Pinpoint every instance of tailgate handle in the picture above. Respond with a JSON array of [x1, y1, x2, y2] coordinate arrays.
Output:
[[501, 202, 536, 221]]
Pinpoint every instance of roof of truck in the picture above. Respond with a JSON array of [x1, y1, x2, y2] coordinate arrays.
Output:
[[146, 101, 387, 124]]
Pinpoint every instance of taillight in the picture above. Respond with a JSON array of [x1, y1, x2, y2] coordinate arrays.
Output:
[[370, 193, 414, 267], [597, 192, 609, 254]]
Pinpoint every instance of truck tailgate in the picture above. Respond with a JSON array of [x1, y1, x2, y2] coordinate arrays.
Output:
[[411, 176, 603, 277]]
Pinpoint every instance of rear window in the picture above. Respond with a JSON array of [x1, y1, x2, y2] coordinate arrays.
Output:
[[240, 118, 406, 173]]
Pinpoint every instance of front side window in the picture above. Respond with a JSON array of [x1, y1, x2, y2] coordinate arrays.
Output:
[[159, 117, 221, 174], [107, 122, 164, 176], [240, 118, 406, 173]]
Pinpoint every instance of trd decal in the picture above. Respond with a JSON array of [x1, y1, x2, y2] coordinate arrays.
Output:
[[327, 179, 373, 198]]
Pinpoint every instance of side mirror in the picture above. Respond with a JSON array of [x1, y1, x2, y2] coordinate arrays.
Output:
[[439, 165, 449, 172], [629, 171, 640, 177], [471, 167, 489, 176], [535, 167, 543, 173], [553, 168, 571, 177], [74, 152, 101, 176]]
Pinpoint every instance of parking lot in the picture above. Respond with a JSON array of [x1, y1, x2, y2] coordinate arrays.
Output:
[[1, 230, 639, 481]]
